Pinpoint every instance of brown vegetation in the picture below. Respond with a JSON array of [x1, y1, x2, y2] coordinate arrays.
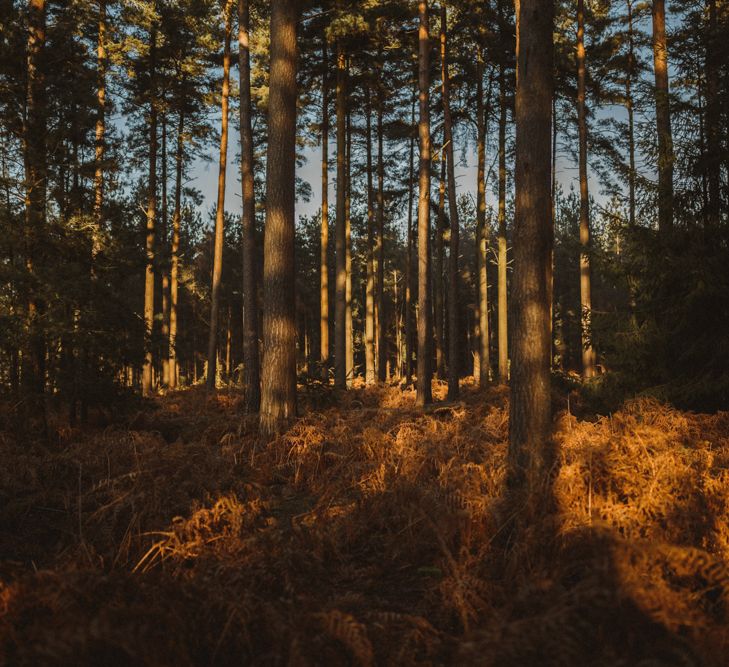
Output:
[[2, 385, 729, 665]]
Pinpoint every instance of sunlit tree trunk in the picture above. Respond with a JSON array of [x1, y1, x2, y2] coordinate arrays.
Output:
[[497, 55, 508, 383], [376, 87, 386, 383], [441, 5, 460, 401], [168, 111, 184, 390], [259, 0, 299, 436], [206, 0, 233, 391], [365, 97, 376, 385], [434, 145, 446, 380], [577, 0, 595, 379], [416, 0, 432, 407], [475, 56, 490, 387], [652, 0, 673, 232], [345, 103, 353, 386], [142, 23, 158, 397], [93, 0, 106, 258], [161, 115, 171, 387], [240, 0, 260, 409], [508, 0, 554, 488], [334, 38, 347, 389], [320, 37, 330, 382], [405, 95, 416, 385]]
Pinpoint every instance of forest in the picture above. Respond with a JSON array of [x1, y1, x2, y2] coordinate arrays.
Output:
[[2, 0, 729, 664]]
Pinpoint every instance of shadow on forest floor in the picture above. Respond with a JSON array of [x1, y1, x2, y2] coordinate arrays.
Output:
[[2, 381, 729, 665]]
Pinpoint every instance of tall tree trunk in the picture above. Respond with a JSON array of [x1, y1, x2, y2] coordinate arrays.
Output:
[[161, 115, 170, 387], [652, 0, 673, 232], [345, 102, 353, 386], [376, 86, 386, 383], [320, 37, 330, 382], [259, 0, 299, 436], [434, 145, 446, 380], [509, 0, 554, 489], [93, 0, 106, 257], [626, 0, 636, 227], [405, 95, 416, 385], [476, 56, 490, 387], [365, 97, 376, 385], [23, 0, 47, 430], [334, 37, 347, 388], [705, 0, 720, 227], [577, 0, 595, 378], [416, 0, 432, 407], [240, 0, 260, 409], [169, 111, 184, 390], [497, 56, 508, 383], [142, 23, 158, 397], [206, 0, 233, 391], [440, 5, 460, 401]]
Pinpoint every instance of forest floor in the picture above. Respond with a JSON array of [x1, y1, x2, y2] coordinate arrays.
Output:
[[2, 380, 729, 666]]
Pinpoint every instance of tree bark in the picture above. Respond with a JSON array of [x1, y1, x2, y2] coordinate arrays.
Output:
[[626, 0, 636, 227], [206, 0, 233, 391], [365, 96, 376, 385], [259, 0, 299, 436], [441, 5, 460, 401], [434, 144, 446, 380], [240, 0, 260, 409], [142, 23, 157, 397], [376, 86, 386, 383], [416, 0, 432, 407], [320, 37, 330, 382], [508, 0, 554, 489], [476, 56, 490, 387], [497, 55, 508, 383], [577, 0, 595, 379], [345, 102, 353, 386], [161, 114, 170, 387], [334, 38, 347, 389], [405, 95, 416, 385], [652, 0, 673, 232], [93, 0, 106, 257], [169, 110, 184, 390], [705, 0, 720, 227]]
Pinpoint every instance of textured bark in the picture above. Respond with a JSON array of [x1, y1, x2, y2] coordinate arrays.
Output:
[[577, 0, 595, 379], [206, 0, 233, 391], [365, 99, 376, 385], [259, 0, 299, 436], [405, 95, 416, 385], [334, 39, 347, 389], [652, 0, 673, 232], [476, 57, 490, 387], [142, 24, 157, 397], [416, 0, 432, 407], [434, 147, 446, 381], [626, 0, 636, 227], [441, 5, 460, 401], [345, 104, 353, 386], [497, 56, 508, 383], [240, 0, 260, 409], [93, 0, 106, 257], [161, 115, 170, 387], [508, 0, 554, 487], [320, 37, 330, 382], [168, 111, 184, 390], [376, 90, 386, 383]]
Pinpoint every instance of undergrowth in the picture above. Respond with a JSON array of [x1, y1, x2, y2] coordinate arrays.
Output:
[[1, 381, 729, 665]]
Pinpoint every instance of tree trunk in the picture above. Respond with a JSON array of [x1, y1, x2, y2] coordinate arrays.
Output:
[[497, 55, 508, 383], [320, 36, 330, 382], [161, 115, 170, 387], [345, 102, 354, 386], [376, 88, 386, 383], [240, 0, 260, 409], [259, 0, 299, 437], [93, 0, 106, 257], [169, 111, 184, 390], [142, 23, 157, 397], [334, 38, 347, 389], [23, 0, 47, 430], [652, 0, 673, 232], [577, 0, 595, 379], [441, 5, 460, 401], [365, 97, 376, 385], [476, 56, 490, 387], [405, 95, 416, 385], [206, 0, 233, 391], [705, 0, 720, 227], [434, 141, 446, 380], [508, 0, 554, 489], [626, 0, 636, 227], [416, 0, 432, 407]]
